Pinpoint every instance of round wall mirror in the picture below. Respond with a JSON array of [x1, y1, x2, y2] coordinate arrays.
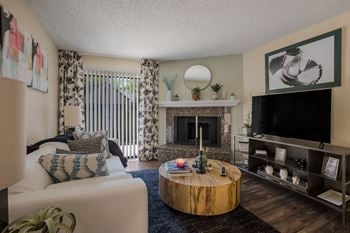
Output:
[[183, 65, 211, 90]]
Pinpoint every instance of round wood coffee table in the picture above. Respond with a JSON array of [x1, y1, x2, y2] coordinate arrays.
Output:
[[159, 158, 241, 216]]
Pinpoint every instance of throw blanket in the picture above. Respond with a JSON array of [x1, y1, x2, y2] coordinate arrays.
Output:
[[108, 140, 128, 167], [27, 134, 128, 167]]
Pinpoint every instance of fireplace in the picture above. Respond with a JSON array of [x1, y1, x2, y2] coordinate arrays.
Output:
[[159, 107, 233, 163], [174, 116, 221, 147]]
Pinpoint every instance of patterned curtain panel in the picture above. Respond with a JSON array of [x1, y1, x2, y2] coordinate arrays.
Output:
[[138, 59, 159, 161], [58, 50, 85, 133]]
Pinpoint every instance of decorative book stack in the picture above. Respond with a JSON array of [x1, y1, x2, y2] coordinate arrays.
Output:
[[166, 161, 192, 177], [317, 189, 350, 206]]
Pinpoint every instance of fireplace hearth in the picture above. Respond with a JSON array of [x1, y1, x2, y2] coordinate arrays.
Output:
[[158, 106, 232, 163], [174, 116, 221, 147]]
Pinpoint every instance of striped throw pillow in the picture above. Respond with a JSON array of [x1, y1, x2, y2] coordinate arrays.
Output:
[[56, 149, 87, 154], [39, 153, 109, 183], [67, 136, 103, 154], [74, 130, 111, 159]]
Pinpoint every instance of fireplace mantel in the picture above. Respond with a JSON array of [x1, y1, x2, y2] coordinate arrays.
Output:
[[159, 99, 240, 108]]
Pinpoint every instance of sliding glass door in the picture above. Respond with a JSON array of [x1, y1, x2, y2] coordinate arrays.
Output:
[[84, 70, 139, 159]]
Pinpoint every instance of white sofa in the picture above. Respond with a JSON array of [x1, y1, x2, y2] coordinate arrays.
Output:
[[8, 142, 148, 233]]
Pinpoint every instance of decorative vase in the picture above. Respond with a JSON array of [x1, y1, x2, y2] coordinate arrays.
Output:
[[192, 92, 200, 101], [265, 165, 273, 175], [292, 170, 300, 184], [292, 175, 300, 185], [280, 168, 288, 180], [202, 151, 208, 168], [244, 127, 252, 136], [222, 89, 227, 99], [212, 92, 219, 100], [230, 95, 236, 100], [166, 90, 172, 101], [196, 151, 206, 174]]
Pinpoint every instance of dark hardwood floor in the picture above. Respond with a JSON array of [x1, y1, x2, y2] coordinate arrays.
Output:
[[126, 160, 347, 233], [241, 172, 345, 233], [125, 159, 160, 172]]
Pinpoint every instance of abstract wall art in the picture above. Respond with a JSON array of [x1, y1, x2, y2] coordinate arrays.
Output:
[[0, 5, 48, 93], [265, 29, 341, 94]]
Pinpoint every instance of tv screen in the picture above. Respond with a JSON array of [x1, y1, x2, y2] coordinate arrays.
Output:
[[252, 89, 331, 143]]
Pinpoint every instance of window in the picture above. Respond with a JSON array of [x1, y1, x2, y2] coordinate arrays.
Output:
[[84, 70, 139, 159]]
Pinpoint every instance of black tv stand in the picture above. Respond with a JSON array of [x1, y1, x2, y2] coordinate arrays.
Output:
[[234, 134, 350, 229]]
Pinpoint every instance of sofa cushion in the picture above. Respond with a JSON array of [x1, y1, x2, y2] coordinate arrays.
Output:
[[39, 153, 109, 183], [27, 134, 73, 154], [45, 171, 132, 191], [67, 136, 103, 154], [74, 130, 111, 159], [9, 146, 55, 195], [39, 142, 70, 151], [106, 156, 125, 173]]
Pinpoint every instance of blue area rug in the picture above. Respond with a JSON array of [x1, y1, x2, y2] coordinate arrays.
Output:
[[130, 169, 279, 233]]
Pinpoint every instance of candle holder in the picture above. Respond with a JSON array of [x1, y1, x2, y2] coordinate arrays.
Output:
[[176, 158, 186, 168], [196, 150, 206, 174], [192, 137, 200, 168], [196, 136, 200, 154]]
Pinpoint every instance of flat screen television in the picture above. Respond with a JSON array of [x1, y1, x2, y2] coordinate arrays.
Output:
[[252, 89, 331, 143]]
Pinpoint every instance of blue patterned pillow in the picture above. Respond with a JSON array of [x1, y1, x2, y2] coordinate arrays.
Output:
[[39, 153, 109, 183], [73, 130, 111, 159]]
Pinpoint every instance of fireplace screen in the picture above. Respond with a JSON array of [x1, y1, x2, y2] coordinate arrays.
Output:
[[174, 116, 221, 147]]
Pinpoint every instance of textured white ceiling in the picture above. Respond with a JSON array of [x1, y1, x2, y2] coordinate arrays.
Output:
[[26, 0, 350, 60]]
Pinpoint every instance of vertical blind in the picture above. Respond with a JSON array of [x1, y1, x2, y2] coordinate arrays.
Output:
[[84, 70, 140, 159]]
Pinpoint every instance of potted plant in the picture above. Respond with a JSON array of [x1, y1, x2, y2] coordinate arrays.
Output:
[[230, 93, 236, 100], [210, 83, 223, 100], [173, 94, 179, 101], [192, 87, 201, 101], [162, 75, 177, 101], [2, 206, 76, 233], [242, 112, 252, 136]]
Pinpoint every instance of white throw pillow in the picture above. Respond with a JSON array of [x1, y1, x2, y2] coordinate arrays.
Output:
[[9, 146, 55, 195], [39, 142, 70, 151]]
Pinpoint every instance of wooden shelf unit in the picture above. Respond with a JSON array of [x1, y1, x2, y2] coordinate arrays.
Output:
[[233, 134, 350, 229]]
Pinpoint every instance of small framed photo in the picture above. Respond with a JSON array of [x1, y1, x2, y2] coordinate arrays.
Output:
[[275, 147, 287, 164], [322, 156, 340, 179], [238, 141, 249, 153]]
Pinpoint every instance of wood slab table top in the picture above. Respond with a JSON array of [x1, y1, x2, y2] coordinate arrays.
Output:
[[159, 158, 241, 216]]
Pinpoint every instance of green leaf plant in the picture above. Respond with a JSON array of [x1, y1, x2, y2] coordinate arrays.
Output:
[[210, 83, 222, 93], [2, 207, 76, 233]]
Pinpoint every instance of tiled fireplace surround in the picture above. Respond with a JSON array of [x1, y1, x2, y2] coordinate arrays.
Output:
[[157, 106, 232, 163]]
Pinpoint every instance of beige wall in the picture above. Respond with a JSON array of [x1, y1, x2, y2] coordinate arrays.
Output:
[[82, 55, 140, 74], [159, 55, 243, 146], [2, 0, 58, 145], [243, 10, 350, 146]]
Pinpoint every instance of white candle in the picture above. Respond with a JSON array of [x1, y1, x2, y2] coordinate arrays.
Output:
[[195, 116, 198, 138], [222, 89, 226, 99], [199, 127, 202, 151]]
